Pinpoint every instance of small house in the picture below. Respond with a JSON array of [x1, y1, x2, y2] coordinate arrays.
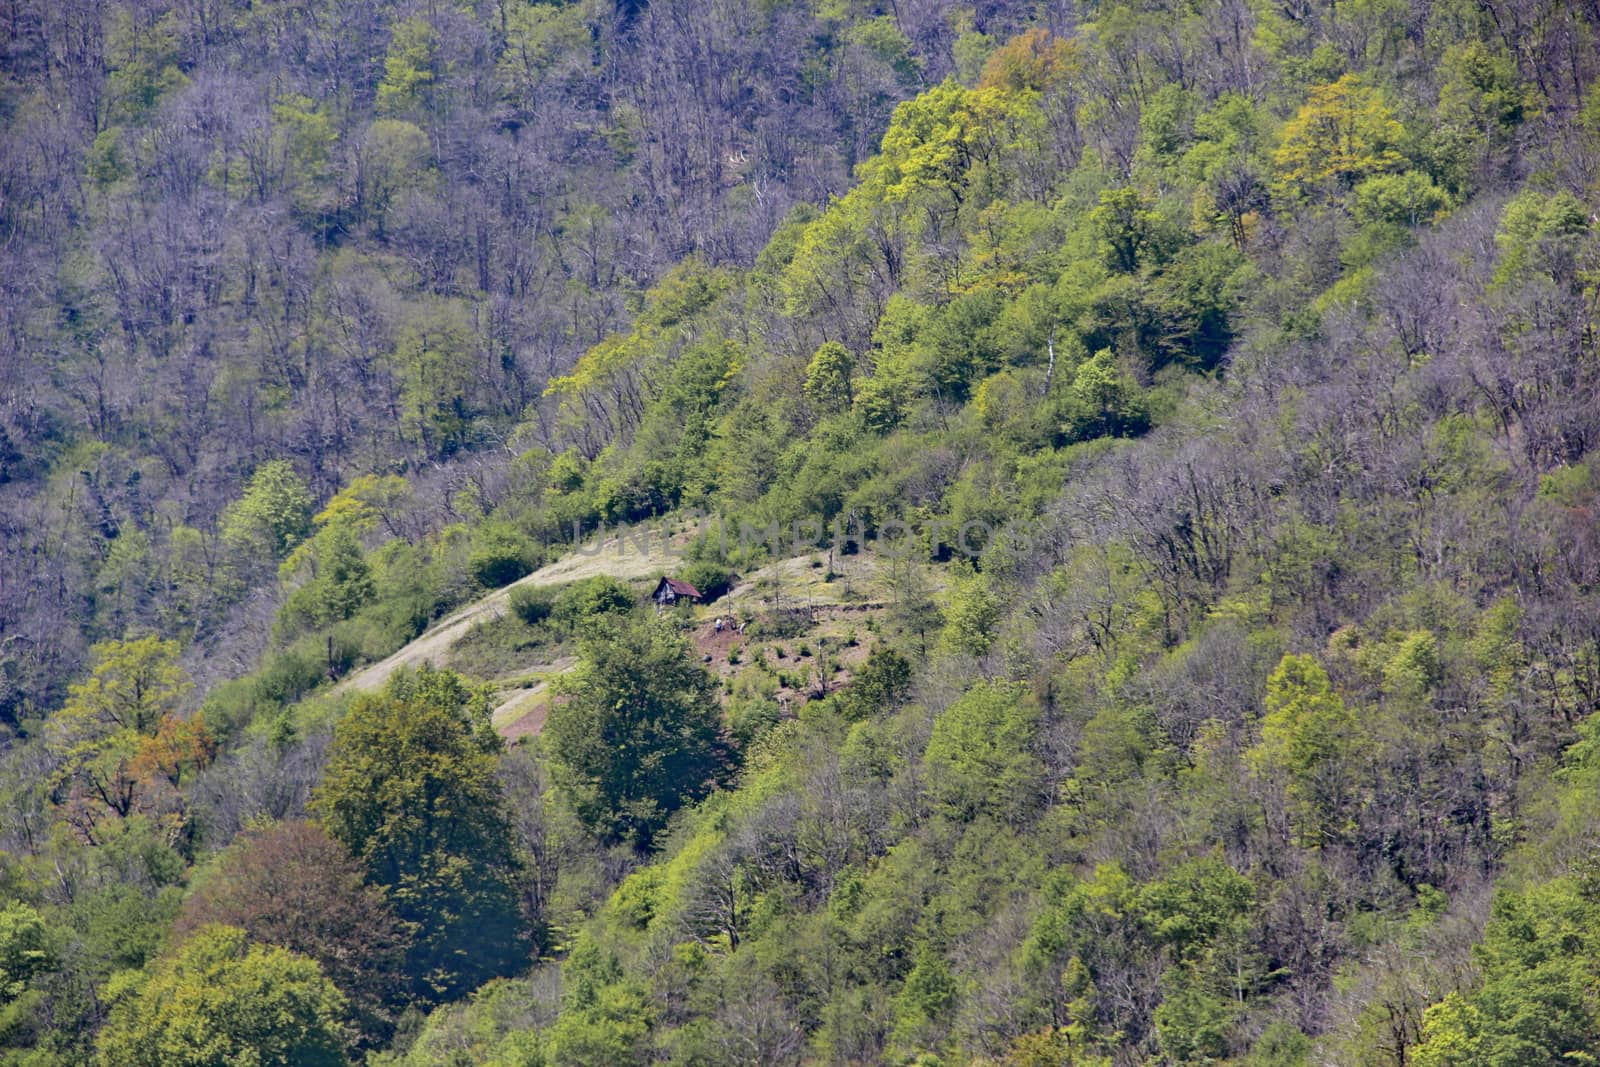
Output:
[[652, 576, 703, 608]]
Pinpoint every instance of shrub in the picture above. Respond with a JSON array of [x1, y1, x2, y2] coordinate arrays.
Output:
[[468, 523, 541, 588], [678, 560, 736, 600], [552, 576, 635, 630], [509, 585, 556, 627]]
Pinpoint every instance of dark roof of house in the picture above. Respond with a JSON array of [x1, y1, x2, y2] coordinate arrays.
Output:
[[655, 576, 703, 599]]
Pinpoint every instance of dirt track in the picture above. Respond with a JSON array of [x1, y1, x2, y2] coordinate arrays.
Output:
[[337, 530, 684, 695]]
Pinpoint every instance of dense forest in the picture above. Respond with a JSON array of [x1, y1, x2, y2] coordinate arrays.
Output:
[[3, 0, 1600, 1063]]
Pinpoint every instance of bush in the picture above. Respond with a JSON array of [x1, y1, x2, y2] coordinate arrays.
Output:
[[678, 560, 736, 600], [509, 585, 556, 627], [201, 677, 270, 743], [552, 576, 635, 630], [252, 645, 327, 708], [730, 696, 782, 747], [468, 523, 541, 588]]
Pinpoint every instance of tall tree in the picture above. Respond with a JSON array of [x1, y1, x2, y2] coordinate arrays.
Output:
[[45, 636, 213, 840], [546, 616, 733, 848], [312, 668, 529, 1001]]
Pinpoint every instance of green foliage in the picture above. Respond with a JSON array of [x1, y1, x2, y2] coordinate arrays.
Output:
[[1091, 187, 1164, 274], [544, 975, 652, 1067], [1492, 190, 1591, 288], [1413, 875, 1600, 1065], [103, 8, 187, 124], [0, 903, 52, 1005], [939, 566, 1003, 658], [510, 585, 557, 628], [97, 925, 349, 1067], [1250, 654, 1362, 848], [51, 636, 189, 739], [1153, 971, 1237, 1063], [804, 341, 856, 414], [1352, 172, 1453, 228], [371, 977, 546, 1067], [45, 636, 211, 837], [836, 645, 914, 722], [1062, 349, 1149, 441], [892, 944, 959, 1050], [1139, 855, 1254, 963], [394, 301, 482, 454], [1273, 74, 1406, 197], [221, 461, 314, 561], [923, 682, 1042, 824], [313, 669, 529, 1001], [377, 17, 440, 117], [676, 560, 735, 601], [469, 523, 541, 589], [551, 577, 634, 630], [546, 617, 731, 847], [9, 7, 1600, 1065], [360, 119, 433, 225], [280, 526, 376, 636], [1432, 40, 1528, 189], [1382, 629, 1442, 704]]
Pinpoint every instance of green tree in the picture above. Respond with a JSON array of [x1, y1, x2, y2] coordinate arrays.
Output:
[[940, 565, 1003, 658], [1492, 190, 1591, 288], [1352, 172, 1452, 228], [546, 617, 731, 847], [103, 8, 186, 124], [467, 522, 540, 588], [221, 461, 314, 560], [46, 637, 211, 836], [280, 526, 376, 635], [393, 301, 481, 455], [804, 341, 857, 414], [1063, 348, 1148, 441], [1412, 876, 1600, 1066], [893, 945, 960, 1050], [97, 925, 349, 1067], [1273, 74, 1405, 197], [0, 902, 52, 1006], [377, 17, 440, 117], [923, 682, 1043, 824], [552, 576, 634, 631], [1249, 654, 1361, 848], [312, 669, 529, 1001], [836, 646, 913, 722], [1090, 187, 1161, 273]]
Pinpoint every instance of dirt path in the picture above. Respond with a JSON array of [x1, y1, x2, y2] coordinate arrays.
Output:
[[335, 535, 907, 746], [488, 653, 577, 741], [338, 530, 684, 694]]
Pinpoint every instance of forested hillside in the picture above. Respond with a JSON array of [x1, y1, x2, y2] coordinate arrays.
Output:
[[3, 1, 1600, 1065]]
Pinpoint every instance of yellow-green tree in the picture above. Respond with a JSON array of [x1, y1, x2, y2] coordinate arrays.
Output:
[[46, 637, 212, 838], [1248, 653, 1361, 848], [393, 301, 481, 455], [0, 902, 52, 1010], [923, 682, 1043, 824], [1273, 74, 1405, 197], [804, 341, 856, 414], [376, 16, 440, 117], [220, 460, 314, 560], [97, 924, 349, 1067]]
